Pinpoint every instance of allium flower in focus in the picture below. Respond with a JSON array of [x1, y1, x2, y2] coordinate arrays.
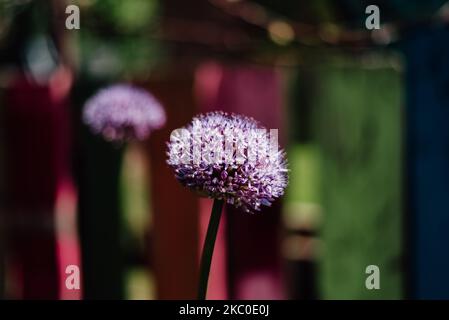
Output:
[[83, 84, 166, 142], [167, 111, 288, 213]]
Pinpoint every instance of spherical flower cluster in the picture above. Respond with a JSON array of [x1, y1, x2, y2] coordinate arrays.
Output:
[[83, 84, 166, 142], [167, 111, 288, 213]]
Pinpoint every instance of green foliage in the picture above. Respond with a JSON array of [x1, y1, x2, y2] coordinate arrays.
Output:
[[313, 63, 403, 299], [85, 0, 159, 34], [285, 144, 321, 204], [76, 0, 161, 79]]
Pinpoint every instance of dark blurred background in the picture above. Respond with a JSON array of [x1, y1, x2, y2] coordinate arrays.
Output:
[[0, 0, 449, 299]]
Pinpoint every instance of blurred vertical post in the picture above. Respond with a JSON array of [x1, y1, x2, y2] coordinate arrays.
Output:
[[0, 0, 78, 299], [51, 0, 81, 300], [202, 64, 286, 299], [144, 70, 199, 299], [283, 70, 321, 300], [4, 75, 72, 299], [195, 62, 229, 299], [402, 26, 449, 299], [72, 79, 125, 299], [315, 62, 403, 299]]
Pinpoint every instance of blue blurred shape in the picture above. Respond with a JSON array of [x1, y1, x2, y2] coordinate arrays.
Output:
[[402, 25, 449, 299]]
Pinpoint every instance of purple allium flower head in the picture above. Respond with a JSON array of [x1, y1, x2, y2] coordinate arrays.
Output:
[[167, 111, 288, 213], [83, 84, 166, 142]]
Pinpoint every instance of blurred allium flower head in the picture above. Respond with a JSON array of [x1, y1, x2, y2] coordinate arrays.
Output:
[[167, 111, 288, 213], [83, 84, 166, 142]]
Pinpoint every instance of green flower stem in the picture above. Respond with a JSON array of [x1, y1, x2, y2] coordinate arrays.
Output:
[[197, 199, 224, 300]]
